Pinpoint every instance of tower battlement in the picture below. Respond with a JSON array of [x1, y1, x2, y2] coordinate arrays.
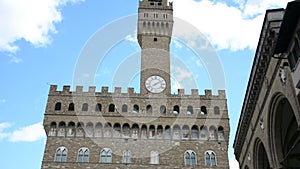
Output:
[[49, 85, 226, 99]]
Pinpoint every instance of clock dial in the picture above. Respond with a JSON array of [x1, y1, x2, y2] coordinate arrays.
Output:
[[145, 75, 166, 93]]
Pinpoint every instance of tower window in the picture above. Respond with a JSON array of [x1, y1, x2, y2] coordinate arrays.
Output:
[[55, 147, 67, 162], [82, 103, 88, 111], [214, 106, 220, 115], [55, 102, 61, 111], [146, 105, 152, 113], [78, 148, 89, 163], [123, 150, 131, 164], [185, 150, 197, 166], [122, 104, 128, 112], [101, 148, 112, 163], [108, 104, 115, 112], [173, 105, 180, 115], [133, 104, 139, 113], [201, 106, 207, 115], [205, 151, 217, 166], [68, 103, 75, 111], [154, 38, 158, 42], [95, 103, 102, 112], [160, 105, 166, 114]]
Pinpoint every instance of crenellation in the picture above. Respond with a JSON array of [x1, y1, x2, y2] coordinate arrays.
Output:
[[128, 87, 135, 94], [101, 86, 109, 94], [178, 89, 184, 95], [218, 90, 226, 99], [114, 87, 122, 94], [191, 89, 199, 96], [205, 89, 212, 98], [88, 86, 96, 93], [76, 86, 83, 93], [62, 85, 70, 93], [49, 85, 58, 94]]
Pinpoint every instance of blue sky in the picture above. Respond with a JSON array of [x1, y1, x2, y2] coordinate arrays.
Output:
[[0, 0, 289, 168]]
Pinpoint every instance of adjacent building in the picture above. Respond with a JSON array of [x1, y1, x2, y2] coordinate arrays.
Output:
[[234, 1, 300, 168], [41, 0, 230, 168]]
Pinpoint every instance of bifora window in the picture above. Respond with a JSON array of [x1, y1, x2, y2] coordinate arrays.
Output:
[[78, 148, 89, 163], [123, 150, 131, 164], [100, 148, 112, 163], [205, 151, 217, 166], [55, 147, 67, 162], [185, 150, 197, 166]]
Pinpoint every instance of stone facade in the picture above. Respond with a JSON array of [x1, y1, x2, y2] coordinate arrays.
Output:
[[233, 1, 300, 169], [41, 0, 230, 168]]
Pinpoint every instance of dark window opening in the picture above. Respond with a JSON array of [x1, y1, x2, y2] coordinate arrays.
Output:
[[68, 103, 75, 111], [95, 104, 102, 112], [55, 102, 61, 111], [122, 104, 128, 112], [133, 105, 139, 113], [146, 105, 152, 113], [82, 103, 88, 111], [173, 105, 180, 115], [160, 105, 166, 114], [108, 104, 115, 112], [201, 106, 207, 115], [154, 38, 158, 42]]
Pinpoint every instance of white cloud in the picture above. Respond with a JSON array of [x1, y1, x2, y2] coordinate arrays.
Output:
[[1, 99, 6, 103], [173, 0, 287, 51], [229, 158, 240, 169], [0, 0, 85, 54], [9, 122, 45, 142]]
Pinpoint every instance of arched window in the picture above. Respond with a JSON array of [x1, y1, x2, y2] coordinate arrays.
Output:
[[122, 123, 130, 138], [55, 147, 67, 162], [173, 125, 180, 140], [49, 122, 57, 136], [95, 123, 102, 137], [68, 103, 75, 111], [200, 125, 208, 140], [182, 125, 189, 139], [201, 106, 207, 115], [185, 150, 197, 166], [58, 122, 66, 137], [78, 148, 89, 163], [55, 102, 61, 111], [122, 104, 128, 112], [132, 124, 139, 138], [187, 105, 193, 114], [214, 106, 220, 115], [77, 122, 85, 137], [146, 105, 152, 113], [157, 125, 163, 139], [150, 151, 159, 164], [149, 125, 155, 138], [95, 103, 102, 112], [113, 123, 121, 138], [218, 126, 225, 140], [82, 103, 88, 111], [104, 123, 112, 137], [205, 151, 217, 166], [191, 125, 199, 139], [100, 148, 112, 163], [133, 104, 139, 113], [67, 122, 75, 137], [141, 125, 147, 139], [160, 105, 166, 114], [108, 104, 115, 112], [173, 105, 180, 115], [209, 126, 217, 140], [123, 150, 131, 164], [86, 123, 93, 137], [164, 125, 171, 139]]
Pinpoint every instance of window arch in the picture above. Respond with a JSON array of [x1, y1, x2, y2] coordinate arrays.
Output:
[[214, 106, 220, 115], [67, 122, 75, 137], [149, 125, 155, 138], [108, 104, 115, 112], [82, 103, 88, 111], [182, 125, 189, 139], [205, 151, 217, 166], [173, 105, 180, 115], [95, 123, 102, 137], [160, 105, 166, 114], [104, 123, 112, 137], [132, 124, 139, 138], [200, 125, 208, 140], [133, 104, 139, 113], [164, 125, 171, 139], [146, 105, 152, 113], [150, 151, 159, 164], [209, 126, 217, 140], [68, 103, 75, 111], [201, 106, 207, 115], [173, 125, 180, 140], [49, 122, 57, 136], [55, 102, 61, 111], [187, 105, 193, 114], [113, 123, 121, 138], [77, 122, 84, 137], [157, 125, 163, 139], [141, 125, 147, 139], [122, 104, 128, 112], [58, 122, 66, 137], [218, 126, 225, 140], [86, 122, 93, 137], [122, 123, 130, 138], [95, 103, 102, 112], [55, 147, 67, 162], [123, 150, 131, 164], [185, 150, 197, 166], [78, 147, 89, 163], [100, 148, 112, 163], [191, 125, 199, 139]]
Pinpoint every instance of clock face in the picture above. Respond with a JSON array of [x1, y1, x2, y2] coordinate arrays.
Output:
[[145, 75, 166, 93]]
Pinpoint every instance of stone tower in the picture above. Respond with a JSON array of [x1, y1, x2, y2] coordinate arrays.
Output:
[[41, 0, 230, 168], [138, 0, 173, 95]]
